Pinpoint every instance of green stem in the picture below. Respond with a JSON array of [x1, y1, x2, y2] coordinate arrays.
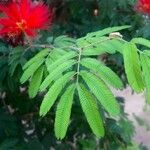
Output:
[[76, 48, 82, 85], [31, 44, 55, 49]]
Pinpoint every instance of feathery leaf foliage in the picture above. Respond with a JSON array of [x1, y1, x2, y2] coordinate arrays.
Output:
[[20, 26, 150, 139]]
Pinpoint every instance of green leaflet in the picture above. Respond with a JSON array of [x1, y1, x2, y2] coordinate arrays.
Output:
[[81, 37, 116, 55], [123, 42, 144, 93], [54, 48, 68, 55], [77, 26, 130, 56], [9, 47, 25, 76], [23, 48, 49, 69], [45, 48, 68, 69], [109, 39, 125, 53], [40, 71, 75, 117], [140, 53, 150, 104], [9, 55, 20, 66], [78, 83, 105, 137], [87, 25, 130, 37], [28, 65, 44, 98], [81, 58, 123, 89], [77, 26, 129, 52], [132, 38, 150, 49], [9, 61, 20, 76], [47, 51, 77, 72], [40, 60, 76, 91], [45, 56, 53, 68], [49, 49, 64, 60], [9, 57, 26, 77], [80, 71, 120, 116], [78, 36, 125, 56], [55, 84, 75, 139], [10, 46, 23, 54], [143, 50, 150, 57], [9, 47, 23, 65], [78, 25, 130, 41], [20, 59, 44, 84], [54, 35, 76, 48], [45, 50, 62, 69]]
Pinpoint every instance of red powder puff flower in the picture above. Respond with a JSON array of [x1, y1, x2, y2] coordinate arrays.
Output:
[[135, 0, 150, 15], [0, 0, 53, 45]]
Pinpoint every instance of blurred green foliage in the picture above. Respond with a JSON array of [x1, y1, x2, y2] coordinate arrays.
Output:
[[48, 0, 149, 38]]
